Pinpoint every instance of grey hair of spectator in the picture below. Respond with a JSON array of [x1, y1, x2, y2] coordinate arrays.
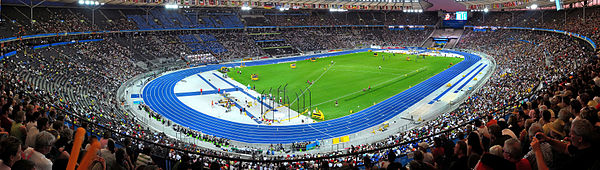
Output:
[[60, 128, 74, 141], [489, 145, 503, 157], [34, 131, 56, 151], [528, 123, 543, 139], [570, 119, 595, 142], [503, 138, 523, 159], [557, 109, 571, 122]]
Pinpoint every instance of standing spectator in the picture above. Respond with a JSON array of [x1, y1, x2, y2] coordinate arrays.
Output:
[[0, 136, 23, 170], [100, 139, 117, 170], [25, 117, 48, 149], [450, 140, 468, 170], [22, 131, 55, 170], [115, 148, 133, 170], [100, 131, 111, 149], [11, 160, 35, 170], [9, 111, 27, 144], [533, 119, 600, 169], [523, 123, 552, 170], [503, 138, 530, 170], [0, 104, 13, 133]]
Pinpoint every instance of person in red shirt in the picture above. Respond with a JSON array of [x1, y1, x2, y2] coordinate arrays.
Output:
[[503, 138, 531, 170], [486, 115, 498, 127]]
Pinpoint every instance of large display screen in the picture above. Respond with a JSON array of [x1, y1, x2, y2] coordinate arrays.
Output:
[[455, 11, 468, 20], [443, 11, 468, 21]]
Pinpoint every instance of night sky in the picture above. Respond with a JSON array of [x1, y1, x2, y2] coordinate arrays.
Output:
[[426, 0, 467, 12]]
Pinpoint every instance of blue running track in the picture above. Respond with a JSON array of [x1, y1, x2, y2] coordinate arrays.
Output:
[[142, 48, 481, 143]]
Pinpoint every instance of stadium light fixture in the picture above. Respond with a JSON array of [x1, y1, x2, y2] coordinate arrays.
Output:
[[165, 4, 179, 9], [329, 8, 347, 12], [241, 6, 252, 10], [531, 4, 538, 9], [79, 0, 102, 6]]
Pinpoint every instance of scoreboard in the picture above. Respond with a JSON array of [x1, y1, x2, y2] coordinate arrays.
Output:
[[441, 11, 468, 28], [443, 11, 468, 21], [456, 11, 468, 20]]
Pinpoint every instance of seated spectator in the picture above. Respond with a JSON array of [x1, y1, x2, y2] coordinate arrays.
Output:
[[136, 146, 154, 168], [408, 150, 436, 170]]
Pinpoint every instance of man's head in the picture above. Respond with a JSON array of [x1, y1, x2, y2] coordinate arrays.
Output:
[[13, 111, 25, 123], [34, 131, 56, 154], [52, 121, 64, 131], [107, 139, 115, 153], [558, 109, 571, 122], [503, 138, 522, 162], [37, 117, 49, 131], [488, 124, 502, 138], [454, 140, 467, 157], [0, 136, 22, 167], [569, 119, 595, 148], [143, 146, 152, 155], [528, 123, 543, 140]]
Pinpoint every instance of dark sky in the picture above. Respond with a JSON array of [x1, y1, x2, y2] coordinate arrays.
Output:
[[426, 0, 467, 12]]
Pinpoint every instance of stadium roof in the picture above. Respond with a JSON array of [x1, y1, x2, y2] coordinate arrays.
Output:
[[71, 0, 432, 10], [455, 0, 586, 10]]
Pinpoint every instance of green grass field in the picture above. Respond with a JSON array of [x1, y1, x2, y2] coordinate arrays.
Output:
[[227, 52, 463, 121]]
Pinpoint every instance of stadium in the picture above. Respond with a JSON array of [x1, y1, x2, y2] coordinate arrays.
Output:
[[0, 0, 599, 169]]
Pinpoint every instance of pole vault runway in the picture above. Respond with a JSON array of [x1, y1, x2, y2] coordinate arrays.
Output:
[[141, 48, 481, 143]]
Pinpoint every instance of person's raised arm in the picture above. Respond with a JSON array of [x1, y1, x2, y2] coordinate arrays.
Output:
[[534, 132, 569, 155], [531, 137, 549, 170]]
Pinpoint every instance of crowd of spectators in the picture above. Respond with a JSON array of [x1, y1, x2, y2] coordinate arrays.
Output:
[[245, 11, 438, 26], [467, 6, 600, 50], [278, 28, 432, 52]]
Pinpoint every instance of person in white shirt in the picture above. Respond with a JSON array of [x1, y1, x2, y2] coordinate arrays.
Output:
[[22, 131, 55, 170], [100, 139, 117, 170]]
